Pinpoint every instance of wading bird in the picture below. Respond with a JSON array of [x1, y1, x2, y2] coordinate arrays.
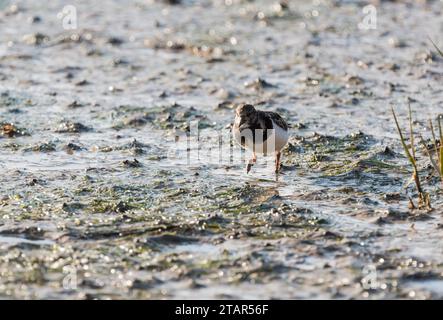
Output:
[[232, 104, 289, 174]]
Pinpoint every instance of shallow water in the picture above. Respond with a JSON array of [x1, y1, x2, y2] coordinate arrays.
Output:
[[1, 0, 443, 299]]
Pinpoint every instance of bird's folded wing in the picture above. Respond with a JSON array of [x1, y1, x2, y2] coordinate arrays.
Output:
[[266, 112, 288, 130]]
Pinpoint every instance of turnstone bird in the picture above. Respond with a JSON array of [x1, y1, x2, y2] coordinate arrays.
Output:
[[233, 104, 289, 174]]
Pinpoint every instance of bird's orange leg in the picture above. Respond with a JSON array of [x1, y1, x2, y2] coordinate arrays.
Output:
[[275, 151, 281, 174], [246, 152, 257, 173]]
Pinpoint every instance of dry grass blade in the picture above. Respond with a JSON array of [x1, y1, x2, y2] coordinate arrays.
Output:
[[391, 107, 423, 193], [408, 104, 416, 161], [439, 117, 443, 182], [392, 106, 431, 209], [429, 37, 443, 58], [429, 119, 438, 160], [428, 118, 443, 181], [391, 107, 415, 167]]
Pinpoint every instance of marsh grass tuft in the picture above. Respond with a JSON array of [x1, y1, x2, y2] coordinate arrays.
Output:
[[419, 37, 443, 187], [391, 105, 431, 210]]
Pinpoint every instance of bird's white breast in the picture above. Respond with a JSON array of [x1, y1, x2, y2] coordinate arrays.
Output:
[[232, 116, 243, 147], [272, 119, 289, 152], [232, 118, 289, 154]]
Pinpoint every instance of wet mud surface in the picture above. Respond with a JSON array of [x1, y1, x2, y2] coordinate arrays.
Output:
[[1, 0, 443, 299]]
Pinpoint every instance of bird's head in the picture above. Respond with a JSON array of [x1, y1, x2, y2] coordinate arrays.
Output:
[[236, 104, 256, 118]]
